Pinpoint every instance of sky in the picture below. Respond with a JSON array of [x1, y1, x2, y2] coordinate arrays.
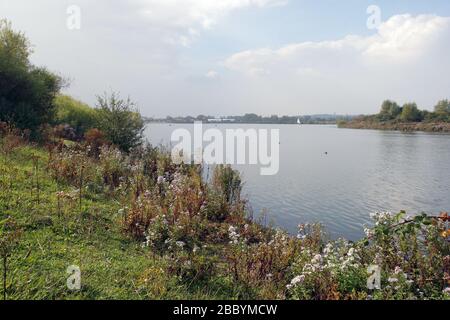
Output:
[[1, 0, 450, 117]]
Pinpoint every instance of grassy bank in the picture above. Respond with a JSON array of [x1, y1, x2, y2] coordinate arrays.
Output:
[[339, 120, 450, 133], [1, 132, 449, 300]]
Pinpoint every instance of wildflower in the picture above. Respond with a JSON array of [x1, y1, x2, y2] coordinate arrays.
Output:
[[324, 243, 334, 255], [176, 241, 186, 248], [347, 248, 355, 257], [228, 226, 240, 244], [388, 277, 398, 283], [443, 287, 450, 295], [311, 254, 322, 265], [364, 228, 374, 238], [157, 176, 165, 184], [290, 275, 305, 287]]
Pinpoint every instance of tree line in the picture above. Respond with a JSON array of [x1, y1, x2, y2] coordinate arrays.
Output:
[[151, 114, 354, 124], [376, 100, 450, 123]]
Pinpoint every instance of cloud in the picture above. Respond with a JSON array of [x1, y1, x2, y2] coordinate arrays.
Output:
[[221, 14, 450, 114], [225, 14, 450, 75], [134, 0, 287, 45]]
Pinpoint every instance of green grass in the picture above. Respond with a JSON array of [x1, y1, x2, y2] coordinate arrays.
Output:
[[0, 145, 221, 300]]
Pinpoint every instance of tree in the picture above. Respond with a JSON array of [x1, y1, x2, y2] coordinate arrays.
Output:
[[378, 100, 401, 121], [0, 20, 62, 137], [242, 113, 261, 123], [434, 100, 450, 114], [400, 103, 423, 122], [95, 92, 144, 152]]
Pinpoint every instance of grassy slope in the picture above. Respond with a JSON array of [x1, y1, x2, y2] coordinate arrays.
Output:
[[0, 145, 226, 300]]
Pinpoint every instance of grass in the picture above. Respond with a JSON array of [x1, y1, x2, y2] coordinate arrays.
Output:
[[0, 145, 218, 300]]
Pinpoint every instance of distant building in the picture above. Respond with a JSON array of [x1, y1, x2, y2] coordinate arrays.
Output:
[[207, 118, 235, 123]]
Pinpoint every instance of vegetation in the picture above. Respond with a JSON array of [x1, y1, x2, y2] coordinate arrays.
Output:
[[0, 127, 449, 300], [95, 92, 144, 153], [53, 95, 98, 139], [339, 99, 450, 132], [0, 20, 62, 138]]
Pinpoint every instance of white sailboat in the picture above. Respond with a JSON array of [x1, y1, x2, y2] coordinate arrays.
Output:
[[297, 118, 302, 125]]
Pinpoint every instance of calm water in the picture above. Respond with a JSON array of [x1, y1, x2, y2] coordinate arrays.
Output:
[[144, 124, 450, 240]]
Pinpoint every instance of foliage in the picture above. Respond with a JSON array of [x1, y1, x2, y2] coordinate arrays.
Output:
[[378, 100, 401, 121], [400, 103, 423, 122], [0, 20, 62, 137], [95, 92, 144, 153], [53, 95, 98, 138], [212, 165, 242, 206]]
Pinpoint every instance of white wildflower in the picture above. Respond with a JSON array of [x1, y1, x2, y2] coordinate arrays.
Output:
[[157, 176, 165, 184], [176, 241, 186, 248], [290, 275, 305, 287], [347, 248, 355, 257]]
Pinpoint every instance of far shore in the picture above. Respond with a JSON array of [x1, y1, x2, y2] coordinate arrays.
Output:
[[338, 121, 450, 133]]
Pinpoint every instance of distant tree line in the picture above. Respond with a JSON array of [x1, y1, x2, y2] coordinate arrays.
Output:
[[0, 20, 144, 152], [148, 113, 355, 124], [374, 99, 450, 123]]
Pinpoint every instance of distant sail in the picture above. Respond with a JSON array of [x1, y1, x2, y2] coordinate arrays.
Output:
[[297, 118, 302, 125]]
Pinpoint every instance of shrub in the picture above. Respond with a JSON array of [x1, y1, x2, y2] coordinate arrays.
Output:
[[95, 92, 144, 153], [54, 95, 98, 137], [212, 165, 242, 206], [84, 128, 108, 158], [0, 123, 26, 155]]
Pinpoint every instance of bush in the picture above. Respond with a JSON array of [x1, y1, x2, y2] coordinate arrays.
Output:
[[84, 128, 108, 158], [212, 165, 242, 206], [54, 95, 97, 137], [95, 92, 144, 153]]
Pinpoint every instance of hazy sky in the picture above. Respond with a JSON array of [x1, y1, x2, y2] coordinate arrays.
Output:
[[1, 0, 450, 117]]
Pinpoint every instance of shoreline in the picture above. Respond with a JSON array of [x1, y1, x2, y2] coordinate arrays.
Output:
[[338, 121, 450, 133]]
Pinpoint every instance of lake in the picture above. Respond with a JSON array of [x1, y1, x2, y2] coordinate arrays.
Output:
[[144, 124, 450, 240]]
